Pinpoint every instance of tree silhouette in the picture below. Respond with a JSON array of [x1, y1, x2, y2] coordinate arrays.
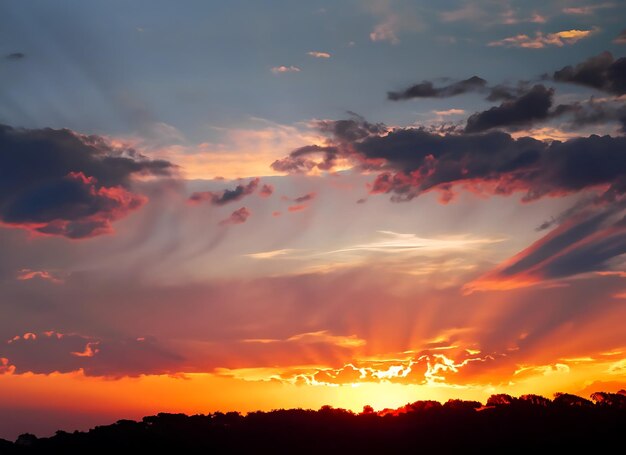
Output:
[[1, 391, 625, 453]]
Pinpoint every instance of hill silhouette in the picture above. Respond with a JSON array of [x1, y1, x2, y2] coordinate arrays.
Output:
[[2, 391, 625, 453]]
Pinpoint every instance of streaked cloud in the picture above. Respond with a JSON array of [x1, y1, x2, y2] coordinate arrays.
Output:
[[324, 231, 503, 256]]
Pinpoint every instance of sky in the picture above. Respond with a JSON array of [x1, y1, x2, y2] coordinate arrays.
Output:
[[1, 0, 626, 440]]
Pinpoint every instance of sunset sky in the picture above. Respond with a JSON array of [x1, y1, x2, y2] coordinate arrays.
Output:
[[1, 0, 626, 439]]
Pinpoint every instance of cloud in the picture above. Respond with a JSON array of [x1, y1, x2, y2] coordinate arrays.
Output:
[[439, 3, 546, 26], [16, 269, 64, 284], [259, 184, 274, 197], [245, 249, 295, 259], [563, 3, 616, 15], [271, 145, 339, 174], [489, 29, 597, 48], [389, 77, 534, 105], [189, 178, 260, 205], [553, 52, 626, 95], [5, 52, 24, 60], [559, 98, 626, 132], [219, 207, 251, 226], [388, 76, 487, 101], [0, 331, 183, 377], [279, 116, 626, 204], [325, 231, 502, 256], [614, 30, 626, 45], [287, 205, 307, 213], [434, 109, 465, 117], [271, 117, 385, 175], [0, 124, 173, 239], [464, 204, 626, 292], [292, 192, 316, 203], [465, 85, 554, 133], [271, 66, 301, 74], [366, 2, 425, 45], [307, 51, 330, 58]]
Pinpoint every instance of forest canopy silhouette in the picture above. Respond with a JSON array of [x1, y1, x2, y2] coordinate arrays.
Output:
[[2, 391, 625, 453]]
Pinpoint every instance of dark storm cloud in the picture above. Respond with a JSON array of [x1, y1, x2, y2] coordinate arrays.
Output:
[[0, 124, 174, 239], [465, 85, 554, 133], [553, 52, 626, 95], [365, 130, 626, 202], [189, 178, 259, 205], [388, 76, 488, 101]]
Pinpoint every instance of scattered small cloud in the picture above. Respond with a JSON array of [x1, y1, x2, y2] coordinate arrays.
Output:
[[271, 66, 301, 74], [489, 28, 598, 48], [307, 51, 331, 58]]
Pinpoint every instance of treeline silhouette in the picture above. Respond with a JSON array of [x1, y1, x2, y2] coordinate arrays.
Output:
[[2, 391, 625, 453]]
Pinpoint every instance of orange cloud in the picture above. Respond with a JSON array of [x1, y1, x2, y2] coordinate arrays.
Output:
[[488, 28, 598, 48]]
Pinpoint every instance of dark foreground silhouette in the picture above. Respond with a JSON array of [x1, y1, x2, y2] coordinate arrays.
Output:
[[2, 391, 625, 453]]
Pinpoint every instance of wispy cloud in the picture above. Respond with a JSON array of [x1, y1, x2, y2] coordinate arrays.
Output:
[[245, 249, 296, 259], [365, 1, 425, 45], [562, 3, 616, 15], [324, 231, 503, 255], [440, 4, 546, 26]]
